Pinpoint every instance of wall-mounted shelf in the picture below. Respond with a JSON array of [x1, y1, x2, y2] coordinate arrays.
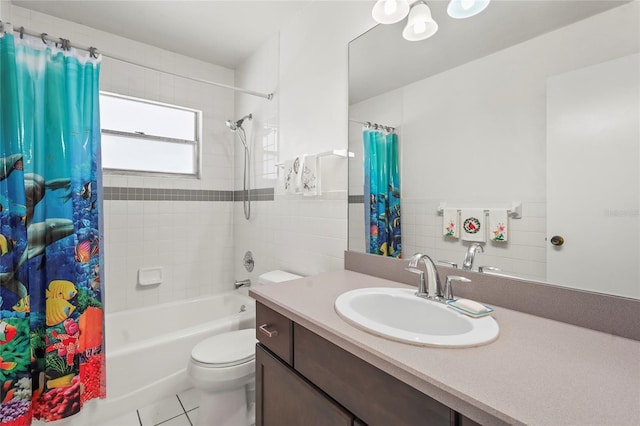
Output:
[[437, 201, 522, 219]]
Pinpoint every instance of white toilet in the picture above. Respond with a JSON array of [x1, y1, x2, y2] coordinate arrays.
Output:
[[187, 270, 302, 426]]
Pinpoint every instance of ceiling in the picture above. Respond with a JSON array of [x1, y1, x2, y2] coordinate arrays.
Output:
[[349, 0, 630, 103], [10, 0, 314, 69]]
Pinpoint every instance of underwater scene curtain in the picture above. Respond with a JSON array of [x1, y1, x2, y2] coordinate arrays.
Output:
[[363, 128, 401, 258], [0, 27, 105, 424]]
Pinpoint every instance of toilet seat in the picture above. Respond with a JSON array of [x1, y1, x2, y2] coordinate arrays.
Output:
[[191, 328, 257, 368]]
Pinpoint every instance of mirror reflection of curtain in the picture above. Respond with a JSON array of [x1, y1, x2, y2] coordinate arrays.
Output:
[[363, 129, 401, 257]]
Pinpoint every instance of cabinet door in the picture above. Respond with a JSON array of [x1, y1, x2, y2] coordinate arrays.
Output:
[[256, 344, 354, 426], [294, 324, 454, 426]]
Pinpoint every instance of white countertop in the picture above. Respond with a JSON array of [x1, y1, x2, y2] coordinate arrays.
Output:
[[250, 270, 640, 426]]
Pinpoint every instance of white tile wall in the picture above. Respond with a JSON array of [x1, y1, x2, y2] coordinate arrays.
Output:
[[11, 6, 236, 314], [231, 2, 373, 281]]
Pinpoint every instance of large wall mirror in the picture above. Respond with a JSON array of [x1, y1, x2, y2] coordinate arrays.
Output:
[[348, 1, 639, 299]]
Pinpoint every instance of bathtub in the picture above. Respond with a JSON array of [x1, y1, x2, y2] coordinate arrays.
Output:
[[74, 290, 256, 424]]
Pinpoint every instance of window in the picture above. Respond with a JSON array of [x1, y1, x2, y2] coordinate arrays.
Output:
[[100, 92, 201, 176]]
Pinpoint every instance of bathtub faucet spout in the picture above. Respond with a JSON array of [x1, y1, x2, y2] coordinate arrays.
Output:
[[234, 279, 251, 289]]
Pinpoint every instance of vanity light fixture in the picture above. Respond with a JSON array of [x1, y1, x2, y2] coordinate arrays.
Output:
[[372, 0, 490, 42], [402, 1, 438, 41], [447, 0, 491, 19], [372, 0, 411, 24]]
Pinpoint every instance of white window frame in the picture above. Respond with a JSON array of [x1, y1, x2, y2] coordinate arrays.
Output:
[[100, 92, 202, 178]]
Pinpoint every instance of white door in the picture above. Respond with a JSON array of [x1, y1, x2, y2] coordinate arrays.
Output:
[[546, 54, 639, 298]]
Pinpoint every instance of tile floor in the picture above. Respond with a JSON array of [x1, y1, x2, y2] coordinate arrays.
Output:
[[100, 388, 201, 426]]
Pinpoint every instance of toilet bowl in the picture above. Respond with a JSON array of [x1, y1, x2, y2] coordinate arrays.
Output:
[[187, 271, 303, 426], [187, 328, 258, 426]]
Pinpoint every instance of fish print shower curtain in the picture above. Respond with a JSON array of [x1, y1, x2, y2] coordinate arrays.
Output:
[[363, 128, 401, 258], [0, 27, 105, 424]]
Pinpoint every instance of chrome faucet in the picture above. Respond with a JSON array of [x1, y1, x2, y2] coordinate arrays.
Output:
[[234, 279, 251, 289], [462, 243, 484, 271], [405, 253, 443, 301]]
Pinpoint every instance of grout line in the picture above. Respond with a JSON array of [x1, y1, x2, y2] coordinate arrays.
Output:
[[176, 394, 194, 426], [175, 394, 188, 414], [154, 414, 189, 426]]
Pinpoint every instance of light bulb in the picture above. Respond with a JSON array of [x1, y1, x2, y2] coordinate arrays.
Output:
[[372, 0, 410, 24], [402, 2, 438, 41], [384, 0, 398, 15], [461, 0, 475, 10], [447, 0, 490, 19], [413, 21, 427, 34]]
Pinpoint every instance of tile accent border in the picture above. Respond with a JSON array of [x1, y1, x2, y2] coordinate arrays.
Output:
[[103, 186, 274, 202], [349, 195, 364, 204], [344, 250, 640, 341]]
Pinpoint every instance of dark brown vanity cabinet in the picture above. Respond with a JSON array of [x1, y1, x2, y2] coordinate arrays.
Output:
[[255, 302, 472, 426], [256, 345, 354, 425]]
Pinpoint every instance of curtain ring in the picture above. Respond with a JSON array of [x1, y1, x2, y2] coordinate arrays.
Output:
[[40, 33, 48, 45], [58, 38, 70, 51], [19, 27, 24, 39], [89, 47, 98, 59]]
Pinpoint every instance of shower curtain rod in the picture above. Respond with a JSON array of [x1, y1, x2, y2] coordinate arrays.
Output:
[[351, 119, 395, 133], [2, 23, 274, 100]]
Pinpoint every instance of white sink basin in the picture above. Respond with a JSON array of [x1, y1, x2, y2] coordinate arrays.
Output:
[[334, 287, 499, 348]]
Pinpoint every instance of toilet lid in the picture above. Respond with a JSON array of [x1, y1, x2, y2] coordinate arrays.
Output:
[[191, 329, 257, 367]]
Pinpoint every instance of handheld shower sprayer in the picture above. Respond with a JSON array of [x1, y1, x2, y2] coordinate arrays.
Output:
[[225, 114, 252, 132], [226, 113, 253, 220]]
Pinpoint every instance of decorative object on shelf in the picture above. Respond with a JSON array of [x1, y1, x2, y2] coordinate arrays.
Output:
[[372, 0, 490, 42]]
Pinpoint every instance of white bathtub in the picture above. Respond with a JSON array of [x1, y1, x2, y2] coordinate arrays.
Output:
[[71, 291, 256, 424]]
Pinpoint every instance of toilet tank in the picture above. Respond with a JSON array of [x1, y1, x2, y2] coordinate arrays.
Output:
[[257, 270, 303, 285]]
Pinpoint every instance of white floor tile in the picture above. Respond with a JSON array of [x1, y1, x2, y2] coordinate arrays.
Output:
[[137, 395, 184, 426], [177, 388, 200, 411], [95, 410, 141, 426]]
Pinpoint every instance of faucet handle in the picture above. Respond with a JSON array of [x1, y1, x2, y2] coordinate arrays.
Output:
[[405, 267, 427, 297], [437, 260, 458, 269], [444, 275, 472, 301]]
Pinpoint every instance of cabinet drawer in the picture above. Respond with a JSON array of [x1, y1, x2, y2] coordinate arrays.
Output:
[[256, 302, 293, 365], [294, 324, 454, 426]]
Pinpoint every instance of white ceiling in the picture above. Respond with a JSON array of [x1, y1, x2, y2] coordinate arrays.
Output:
[[11, 0, 315, 69]]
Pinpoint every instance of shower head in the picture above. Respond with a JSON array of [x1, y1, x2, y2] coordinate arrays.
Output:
[[225, 113, 252, 132]]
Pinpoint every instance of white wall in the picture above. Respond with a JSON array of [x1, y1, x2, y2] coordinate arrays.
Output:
[[349, 3, 639, 280], [9, 5, 237, 313], [0, 0, 11, 21], [233, 1, 374, 280]]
